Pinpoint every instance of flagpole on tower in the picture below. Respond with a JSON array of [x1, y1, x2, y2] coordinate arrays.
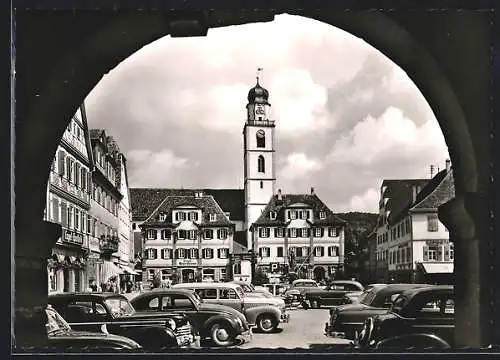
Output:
[[256, 67, 263, 84]]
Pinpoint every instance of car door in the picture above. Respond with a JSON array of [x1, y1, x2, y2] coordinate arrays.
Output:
[[162, 294, 202, 331], [132, 295, 161, 313], [193, 287, 218, 306], [407, 292, 455, 345], [218, 288, 243, 312], [61, 300, 109, 333]]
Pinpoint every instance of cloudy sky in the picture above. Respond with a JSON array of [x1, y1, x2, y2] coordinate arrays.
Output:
[[85, 14, 449, 214]]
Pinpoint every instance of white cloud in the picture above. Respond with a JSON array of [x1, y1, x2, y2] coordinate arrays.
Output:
[[280, 152, 322, 181], [127, 149, 198, 186], [329, 106, 448, 166], [348, 188, 380, 213], [271, 68, 332, 135]]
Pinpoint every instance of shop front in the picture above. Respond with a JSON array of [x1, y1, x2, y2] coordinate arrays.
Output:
[[47, 252, 87, 294]]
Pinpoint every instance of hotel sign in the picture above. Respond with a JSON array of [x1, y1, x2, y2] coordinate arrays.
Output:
[[177, 259, 198, 266]]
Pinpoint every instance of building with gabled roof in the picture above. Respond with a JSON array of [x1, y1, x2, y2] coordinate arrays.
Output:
[[250, 188, 347, 280], [139, 190, 235, 283], [375, 160, 455, 284]]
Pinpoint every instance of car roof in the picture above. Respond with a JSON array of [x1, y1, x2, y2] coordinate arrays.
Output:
[[331, 280, 364, 287], [173, 282, 240, 290], [134, 288, 195, 299], [376, 283, 429, 295], [48, 292, 126, 301], [399, 285, 454, 298], [292, 279, 316, 284]]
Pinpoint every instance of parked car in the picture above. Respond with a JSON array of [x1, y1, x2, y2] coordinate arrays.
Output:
[[48, 292, 199, 351], [356, 285, 454, 349], [283, 279, 319, 307], [229, 281, 273, 298], [130, 289, 252, 347], [302, 280, 365, 308], [325, 283, 430, 339], [263, 283, 289, 297], [173, 282, 289, 333], [17, 306, 143, 353]]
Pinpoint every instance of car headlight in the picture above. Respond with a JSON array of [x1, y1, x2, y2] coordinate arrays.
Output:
[[331, 310, 339, 324], [236, 317, 243, 328], [166, 319, 177, 331]]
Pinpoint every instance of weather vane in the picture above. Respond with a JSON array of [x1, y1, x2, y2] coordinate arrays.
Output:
[[256, 67, 263, 84]]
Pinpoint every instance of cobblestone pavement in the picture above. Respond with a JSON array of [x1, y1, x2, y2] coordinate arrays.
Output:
[[238, 308, 351, 349]]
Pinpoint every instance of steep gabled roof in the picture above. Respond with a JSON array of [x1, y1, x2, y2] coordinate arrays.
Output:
[[252, 193, 347, 227], [389, 169, 455, 224], [142, 194, 233, 227], [130, 188, 245, 222], [382, 179, 429, 224]]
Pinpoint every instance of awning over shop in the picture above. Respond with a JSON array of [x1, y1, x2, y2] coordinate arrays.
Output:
[[420, 263, 454, 274], [287, 219, 310, 229], [176, 221, 199, 231], [102, 261, 125, 282]]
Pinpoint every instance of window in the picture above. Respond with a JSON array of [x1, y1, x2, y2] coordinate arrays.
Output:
[[219, 289, 238, 300], [74, 209, 80, 231], [160, 229, 171, 240], [328, 227, 337, 237], [260, 181, 263, 189], [302, 210, 309, 219], [314, 228, 323, 237], [195, 288, 217, 300], [132, 223, 137, 230], [259, 247, 270, 258], [159, 212, 167, 221], [48, 268, 57, 292], [256, 129, 266, 148], [259, 228, 270, 238], [177, 230, 186, 240], [203, 248, 214, 259], [289, 211, 297, 220], [314, 247, 324, 257], [218, 248, 229, 259], [269, 211, 277, 220], [319, 211, 326, 220], [233, 263, 242, 275], [424, 245, 440, 261], [217, 229, 228, 239], [161, 249, 171, 259], [449, 245, 454, 260], [277, 247, 284, 257], [401, 248, 406, 263], [175, 212, 186, 222], [147, 229, 157, 240], [67, 206, 74, 229], [209, 214, 217, 222], [188, 230, 197, 240], [289, 228, 297, 238], [275, 228, 284, 237], [188, 212, 199, 222], [220, 268, 227, 281], [301, 228, 309, 238], [177, 248, 185, 259], [328, 246, 339, 257], [146, 249, 157, 259], [190, 248, 198, 259], [257, 155, 265, 173], [204, 229, 213, 239], [427, 214, 439, 232], [202, 269, 215, 282]]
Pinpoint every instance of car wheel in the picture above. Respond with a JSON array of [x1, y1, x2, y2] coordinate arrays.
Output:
[[210, 323, 236, 347], [311, 299, 320, 309], [257, 314, 278, 333]]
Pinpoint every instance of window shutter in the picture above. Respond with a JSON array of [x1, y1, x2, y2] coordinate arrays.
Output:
[[58, 151, 65, 175], [437, 246, 443, 261], [217, 249, 221, 258], [328, 247, 332, 257], [258, 248, 262, 257], [153, 249, 158, 259], [61, 203, 67, 227], [274, 228, 278, 237], [217, 229, 221, 239], [444, 245, 450, 261], [423, 246, 429, 261], [320, 228, 324, 237], [74, 163, 80, 186], [175, 213, 179, 221]]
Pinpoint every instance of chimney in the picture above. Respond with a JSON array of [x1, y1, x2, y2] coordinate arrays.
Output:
[[277, 189, 282, 201], [311, 187, 315, 195], [430, 165, 435, 178], [412, 185, 418, 203], [445, 159, 451, 172]]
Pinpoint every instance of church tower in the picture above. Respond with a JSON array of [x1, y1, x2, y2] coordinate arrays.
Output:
[[243, 73, 276, 250]]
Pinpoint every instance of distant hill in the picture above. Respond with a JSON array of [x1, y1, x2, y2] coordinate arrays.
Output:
[[335, 212, 378, 247]]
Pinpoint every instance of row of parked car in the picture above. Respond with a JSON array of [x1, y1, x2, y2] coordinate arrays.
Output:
[[22, 280, 291, 352]]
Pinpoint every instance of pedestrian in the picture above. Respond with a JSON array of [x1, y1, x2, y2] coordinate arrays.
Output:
[[89, 280, 98, 292]]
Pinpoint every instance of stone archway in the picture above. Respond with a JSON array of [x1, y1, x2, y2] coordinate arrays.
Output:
[[13, 8, 492, 348]]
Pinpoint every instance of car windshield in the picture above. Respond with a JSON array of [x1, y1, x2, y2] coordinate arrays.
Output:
[[390, 294, 409, 314], [105, 297, 135, 317], [192, 291, 203, 305], [234, 286, 245, 298], [241, 284, 253, 292], [46, 308, 71, 335], [359, 288, 378, 305]]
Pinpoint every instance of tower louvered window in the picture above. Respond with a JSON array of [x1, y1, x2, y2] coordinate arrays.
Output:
[[257, 155, 265, 173]]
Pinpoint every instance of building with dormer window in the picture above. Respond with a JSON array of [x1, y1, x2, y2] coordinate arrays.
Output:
[[250, 188, 346, 281], [140, 191, 235, 283]]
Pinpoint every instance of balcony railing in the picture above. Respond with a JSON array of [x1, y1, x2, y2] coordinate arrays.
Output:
[[50, 171, 90, 204], [100, 235, 119, 254], [62, 130, 88, 158], [246, 120, 275, 126]]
